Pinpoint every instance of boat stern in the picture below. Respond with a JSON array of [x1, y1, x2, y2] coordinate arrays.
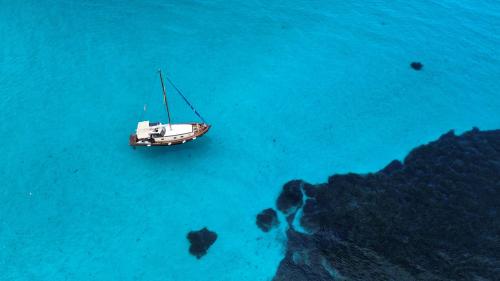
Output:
[[129, 134, 138, 146]]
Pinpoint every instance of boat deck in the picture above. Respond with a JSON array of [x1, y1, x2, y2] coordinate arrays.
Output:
[[129, 123, 210, 146]]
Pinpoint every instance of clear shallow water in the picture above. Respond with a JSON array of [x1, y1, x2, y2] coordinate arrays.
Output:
[[1, 1, 499, 280]]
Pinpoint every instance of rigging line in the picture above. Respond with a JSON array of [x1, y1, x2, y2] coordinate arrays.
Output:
[[164, 75, 207, 123]]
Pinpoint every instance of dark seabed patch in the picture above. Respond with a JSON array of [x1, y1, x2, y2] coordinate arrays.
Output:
[[276, 180, 304, 215], [187, 227, 218, 259], [410, 62, 423, 70], [259, 128, 500, 281], [256, 208, 280, 232]]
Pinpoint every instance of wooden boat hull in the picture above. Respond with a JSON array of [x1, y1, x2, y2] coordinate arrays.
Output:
[[129, 123, 210, 146]]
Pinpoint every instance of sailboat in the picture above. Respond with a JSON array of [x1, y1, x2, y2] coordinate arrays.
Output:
[[129, 70, 210, 146]]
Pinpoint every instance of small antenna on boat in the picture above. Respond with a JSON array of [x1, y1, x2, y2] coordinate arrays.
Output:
[[158, 69, 172, 130]]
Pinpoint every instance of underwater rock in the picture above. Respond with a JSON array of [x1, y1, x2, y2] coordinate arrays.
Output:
[[410, 62, 423, 70], [270, 128, 500, 281], [380, 159, 403, 175], [276, 180, 304, 215], [301, 182, 317, 198], [256, 208, 280, 232], [187, 227, 217, 259]]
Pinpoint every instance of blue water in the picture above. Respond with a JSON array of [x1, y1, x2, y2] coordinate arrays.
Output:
[[1, 1, 499, 280]]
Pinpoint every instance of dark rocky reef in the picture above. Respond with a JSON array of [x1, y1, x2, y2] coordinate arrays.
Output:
[[410, 62, 423, 70], [276, 180, 304, 215], [187, 227, 217, 259], [275, 180, 316, 225], [270, 128, 500, 281], [256, 208, 280, 232]]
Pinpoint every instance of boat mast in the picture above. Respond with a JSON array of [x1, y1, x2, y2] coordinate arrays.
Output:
[[158, 69, 172, 129]]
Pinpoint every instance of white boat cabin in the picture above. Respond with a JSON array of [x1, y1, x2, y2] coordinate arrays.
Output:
[[136, 121, 195, 142]]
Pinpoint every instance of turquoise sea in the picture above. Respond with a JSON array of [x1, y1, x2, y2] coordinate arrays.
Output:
[[1, 1, 499, 280]]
